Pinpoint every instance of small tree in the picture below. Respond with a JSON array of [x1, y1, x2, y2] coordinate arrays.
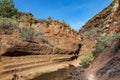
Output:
[[47, 16, 52, 21], [0, 0, 18, 17]]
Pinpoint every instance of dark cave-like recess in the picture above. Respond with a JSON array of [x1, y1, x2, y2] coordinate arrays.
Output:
[[2, 50, 33, 57]]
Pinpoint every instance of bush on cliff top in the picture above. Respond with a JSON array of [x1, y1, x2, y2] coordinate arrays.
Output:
[[0, 17, 19, 34], [0, 17, 18, 29], [0, 0, 18, 18]]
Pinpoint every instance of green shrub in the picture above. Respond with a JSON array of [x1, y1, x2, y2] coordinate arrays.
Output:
[[100, 33, 120, 46], [0, 18, 18, 29], [80, 53, 94, 68], [62, 20, 70, 28], [93, 42, 106, 58], [47, 16, 52, 21], [56, 20, 70, 28], [0, 0, 18, 18], [19, 15, 31, 22], [93, 33, 120, 58], [20, 26, 35, 41]]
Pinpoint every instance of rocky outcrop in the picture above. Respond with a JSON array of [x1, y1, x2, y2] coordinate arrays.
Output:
[[0, 30, 80, 56], [18, 20, 81, 56], [41, 20, 81, 51], [78, 0, 120, 59], [65, 39, 120, 80], [86, 39, 120, 80], [76, 1, 120, 80], [0, 14, 81, 80], [0, 31, 53, 56], [0, 16, 81, 57], [110, 0, 120, 33], [79, 0, 120, 40]]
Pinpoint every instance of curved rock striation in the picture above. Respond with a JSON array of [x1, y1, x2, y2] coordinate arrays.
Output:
[[0, 17, 81, 57]]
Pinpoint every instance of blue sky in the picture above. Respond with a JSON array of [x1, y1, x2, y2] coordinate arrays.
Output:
[[14, 0, 113, 30]]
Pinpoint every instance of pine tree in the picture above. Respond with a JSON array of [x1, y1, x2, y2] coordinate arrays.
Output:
[[0, 0, 18, 17]]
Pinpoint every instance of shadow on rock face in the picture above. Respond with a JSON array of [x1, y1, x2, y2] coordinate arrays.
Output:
[[2, 50, 33, 57], [30, 65, 77, 80]]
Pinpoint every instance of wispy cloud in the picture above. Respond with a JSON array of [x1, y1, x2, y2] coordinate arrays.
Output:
[[54, 4, 85, 14]]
